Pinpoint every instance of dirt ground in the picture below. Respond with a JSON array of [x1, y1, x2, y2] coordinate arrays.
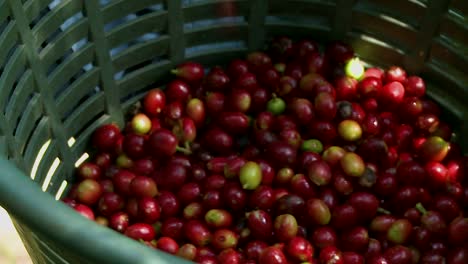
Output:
[[0, 207, 32, 264]]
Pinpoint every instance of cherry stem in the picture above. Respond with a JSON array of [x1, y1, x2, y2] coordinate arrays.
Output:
[[176, 144, 192, 155], [377, 207, 391, 215], [170, 69, 179, 75], [184, 141, 191, 150], [415, 202, 427, 215]]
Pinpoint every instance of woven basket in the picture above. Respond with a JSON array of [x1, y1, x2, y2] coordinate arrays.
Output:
[[0, 0, 466, 263]]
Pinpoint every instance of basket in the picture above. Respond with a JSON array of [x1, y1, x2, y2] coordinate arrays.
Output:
[[0, 0, 467, 263]]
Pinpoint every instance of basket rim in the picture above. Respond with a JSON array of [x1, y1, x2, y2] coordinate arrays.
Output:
[[0, 157, 191, 264]]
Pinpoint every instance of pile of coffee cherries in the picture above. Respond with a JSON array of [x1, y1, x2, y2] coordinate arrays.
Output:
[[63, 37, 468, 264]]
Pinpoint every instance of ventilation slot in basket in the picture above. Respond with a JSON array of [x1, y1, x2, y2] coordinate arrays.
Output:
[[41, 157, 61, 192], [449, 0, 467, 19], [4, 71, 36, 141], [433, 4, 468, 76], [111, 34, 169, 81], [116, 57, 172, 105], [8, 91, 34, 155], [56, 69, 100, 123], [40, 19, 89, 76], [24, 117, 51, 178], [351, 0, 423, 57], [424, 2, 468, 104], [0, 22, 19, 82], [30, 0, 83, 49], [428, 42, 468, 89], [27, 1, 50, 29], [0, 14, 10, 36], [74, 153, 89, 168], [101, 0, 164, 28], [47, 44, 96, 106], [63, 93, 106, 147], [96, 1, 171, 102], [54, 180, 68, 200], [105, 11, 169, 88], [13, 93, 42, 152], [1, 47, 27, 117], [37, 7, 90, 81], [1, 40, 42, 158], [354, 0, 425, 29], [103, 1, 168, 58], [69, 115, 112, 158], [347, 33, 404, 68], [183, 20, 248, 57], [112, 44, 171, 101]]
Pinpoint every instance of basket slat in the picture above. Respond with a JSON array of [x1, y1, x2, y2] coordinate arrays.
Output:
[[0, 1, 9, 23], [31, 0, 84, 46], [101, 0, 164, 25], [167, 0, 185, 63], [351, 9, 417, 53], [47, 43, 95, 93], [105, 11, 167, 48], [39, 18, 89, 70], [5, 70, 34, 127], [63, 93, 105, 139], [23, 0, 54, 24], [112, 36, 169, 72], [247, 0, 267, 50], [332, 0, 353, 39], [184, 24, 248, 48], [355, 0, 426, 28], [117, 60, 172, 100], [403, 0, 451, 72], [56, 68, 100, 120], [264, 19, 330, 40], [84, 0, 124, 126], [0, 48, 27, 113], [347, 31, 405, 67], [14, 96, 44, 155], [0, 22, 19, 69], [69, 114, 112, 158], [9, 0, 76, 173]]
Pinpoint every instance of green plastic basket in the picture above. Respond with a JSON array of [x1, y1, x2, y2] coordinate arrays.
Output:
[[0, 0, 467, 263]]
